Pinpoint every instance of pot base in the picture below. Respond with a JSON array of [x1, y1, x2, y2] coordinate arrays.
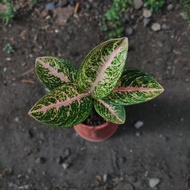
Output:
[[74, 122, 118, 142]]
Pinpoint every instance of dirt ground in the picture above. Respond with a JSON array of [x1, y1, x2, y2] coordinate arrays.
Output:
[[0, 0, 190, 189]]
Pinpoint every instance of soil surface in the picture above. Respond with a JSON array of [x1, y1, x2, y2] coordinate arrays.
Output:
[[0, 1, 190, 190]]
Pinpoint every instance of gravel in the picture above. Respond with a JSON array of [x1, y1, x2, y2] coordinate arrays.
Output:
[[151, 23, 161, 31], [134, 121, 144, 129], [133, 0, 143, 10], [143, 9, 152, 18], [149, 178, 161, 188]]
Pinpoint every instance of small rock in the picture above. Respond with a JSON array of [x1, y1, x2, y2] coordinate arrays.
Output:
[[125, 26, 134, 36], [58, 0, 68, 7], [167, 4, 174, 11], [6, 57, 11, 61], [62, 163, 70, 169], [46, 2, 55, 10], [124, 13, 133, 24], [40, 9, 49, 19], [55, 29, 59, 33], [161, 23, 170, 30], [18, 185, 30, 189], [103, 174, 108, 182], [134, 121, 144, 129], [96, 175, 102, 182], [39, 132, 46, 141], [82, 2, 91, 10], [134, 0, 143, 10], [56, 156, 64, 164], [149, 178, 161, 188], [68, 0, 76, 7], [64, 148, 71, 157], [118, 156, 127, 164], [135, 132, 141, 137], [35, 157, 47, 164], [143, 18, 151, 27], [143, 9, 152, 18], [54, 6, 74, 26], [151, 23, 161, 31], [14, 117, 19, 122]]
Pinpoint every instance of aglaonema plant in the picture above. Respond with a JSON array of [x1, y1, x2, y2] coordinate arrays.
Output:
[[28, 37, 164, 128]]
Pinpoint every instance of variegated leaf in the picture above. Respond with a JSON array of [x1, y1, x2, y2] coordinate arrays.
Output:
[[94, 99, 126, 124], [28, 83, 92, 128], [77, 37, 128, 99], [36, 57, 77, 90], [106, 68, 164, 105]]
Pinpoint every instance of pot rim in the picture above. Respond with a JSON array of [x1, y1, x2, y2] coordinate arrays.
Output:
[[75, 121, 116, 130]]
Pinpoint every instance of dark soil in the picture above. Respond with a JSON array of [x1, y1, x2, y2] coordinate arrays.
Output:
[[0, 1, 190, 190], [83, 109, 106, 126]]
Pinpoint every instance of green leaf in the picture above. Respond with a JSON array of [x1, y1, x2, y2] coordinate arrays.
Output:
[[35, 57, 77, 90], [28, 83, 93, 128], [77, 37, 128, 99], [94, 99, 126, 124], [106, 68, 164, 105]]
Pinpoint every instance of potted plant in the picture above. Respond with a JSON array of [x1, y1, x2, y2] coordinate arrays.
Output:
[[28, 37, 164, 142]]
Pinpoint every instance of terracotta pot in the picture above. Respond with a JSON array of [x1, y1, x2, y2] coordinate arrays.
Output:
[[74, 122, 118, 142]]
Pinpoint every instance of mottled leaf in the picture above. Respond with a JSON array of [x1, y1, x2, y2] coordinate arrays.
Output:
[[77, 37, 128, 99], [28, 83, 92, 128], [106, 68, 164, 105], [35, 57, 77, 90], [94, 99, 126, 124]]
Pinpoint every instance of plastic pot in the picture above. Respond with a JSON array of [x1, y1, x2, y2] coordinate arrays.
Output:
[[74, 122, 118, 142]]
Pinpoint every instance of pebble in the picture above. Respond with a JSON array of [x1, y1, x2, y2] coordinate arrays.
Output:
[[35, 157, 47, 164], [82, 2, 91, 10], [58, 0, 68, 7], [56, 156, 64, 164], [55, 29, 59, 33], [62, 163, 70, 169], [149, 178, 161, 188], [124, 13, 132, 24], [134, 121, 144, 129], [96, 175, 102, 181], [161, 23, 170, 30], [167, 4, 174, 11], [18, 185, 30, 189], [143, 9, 152, 18], [45, 3, 55, 10], [135, 132, 141, 137], [143, 18, 151, 27], [125, 26, 134, 36], [40, 9, 49, 19], [14, 117, 19, 122], [39, 132, 46, 141], [118, 156, 127, 164], [64, 148, 71, 158], [68, 0, 75, 7], [151, 23, 161, 31], [133, 0, 143, 10], [54, 6, 74, 26], [103, 174, 108, 182], [6, 57, 11, 61]]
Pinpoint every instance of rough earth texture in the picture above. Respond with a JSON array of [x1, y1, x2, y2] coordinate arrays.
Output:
[[0, 0, 190, 189]]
